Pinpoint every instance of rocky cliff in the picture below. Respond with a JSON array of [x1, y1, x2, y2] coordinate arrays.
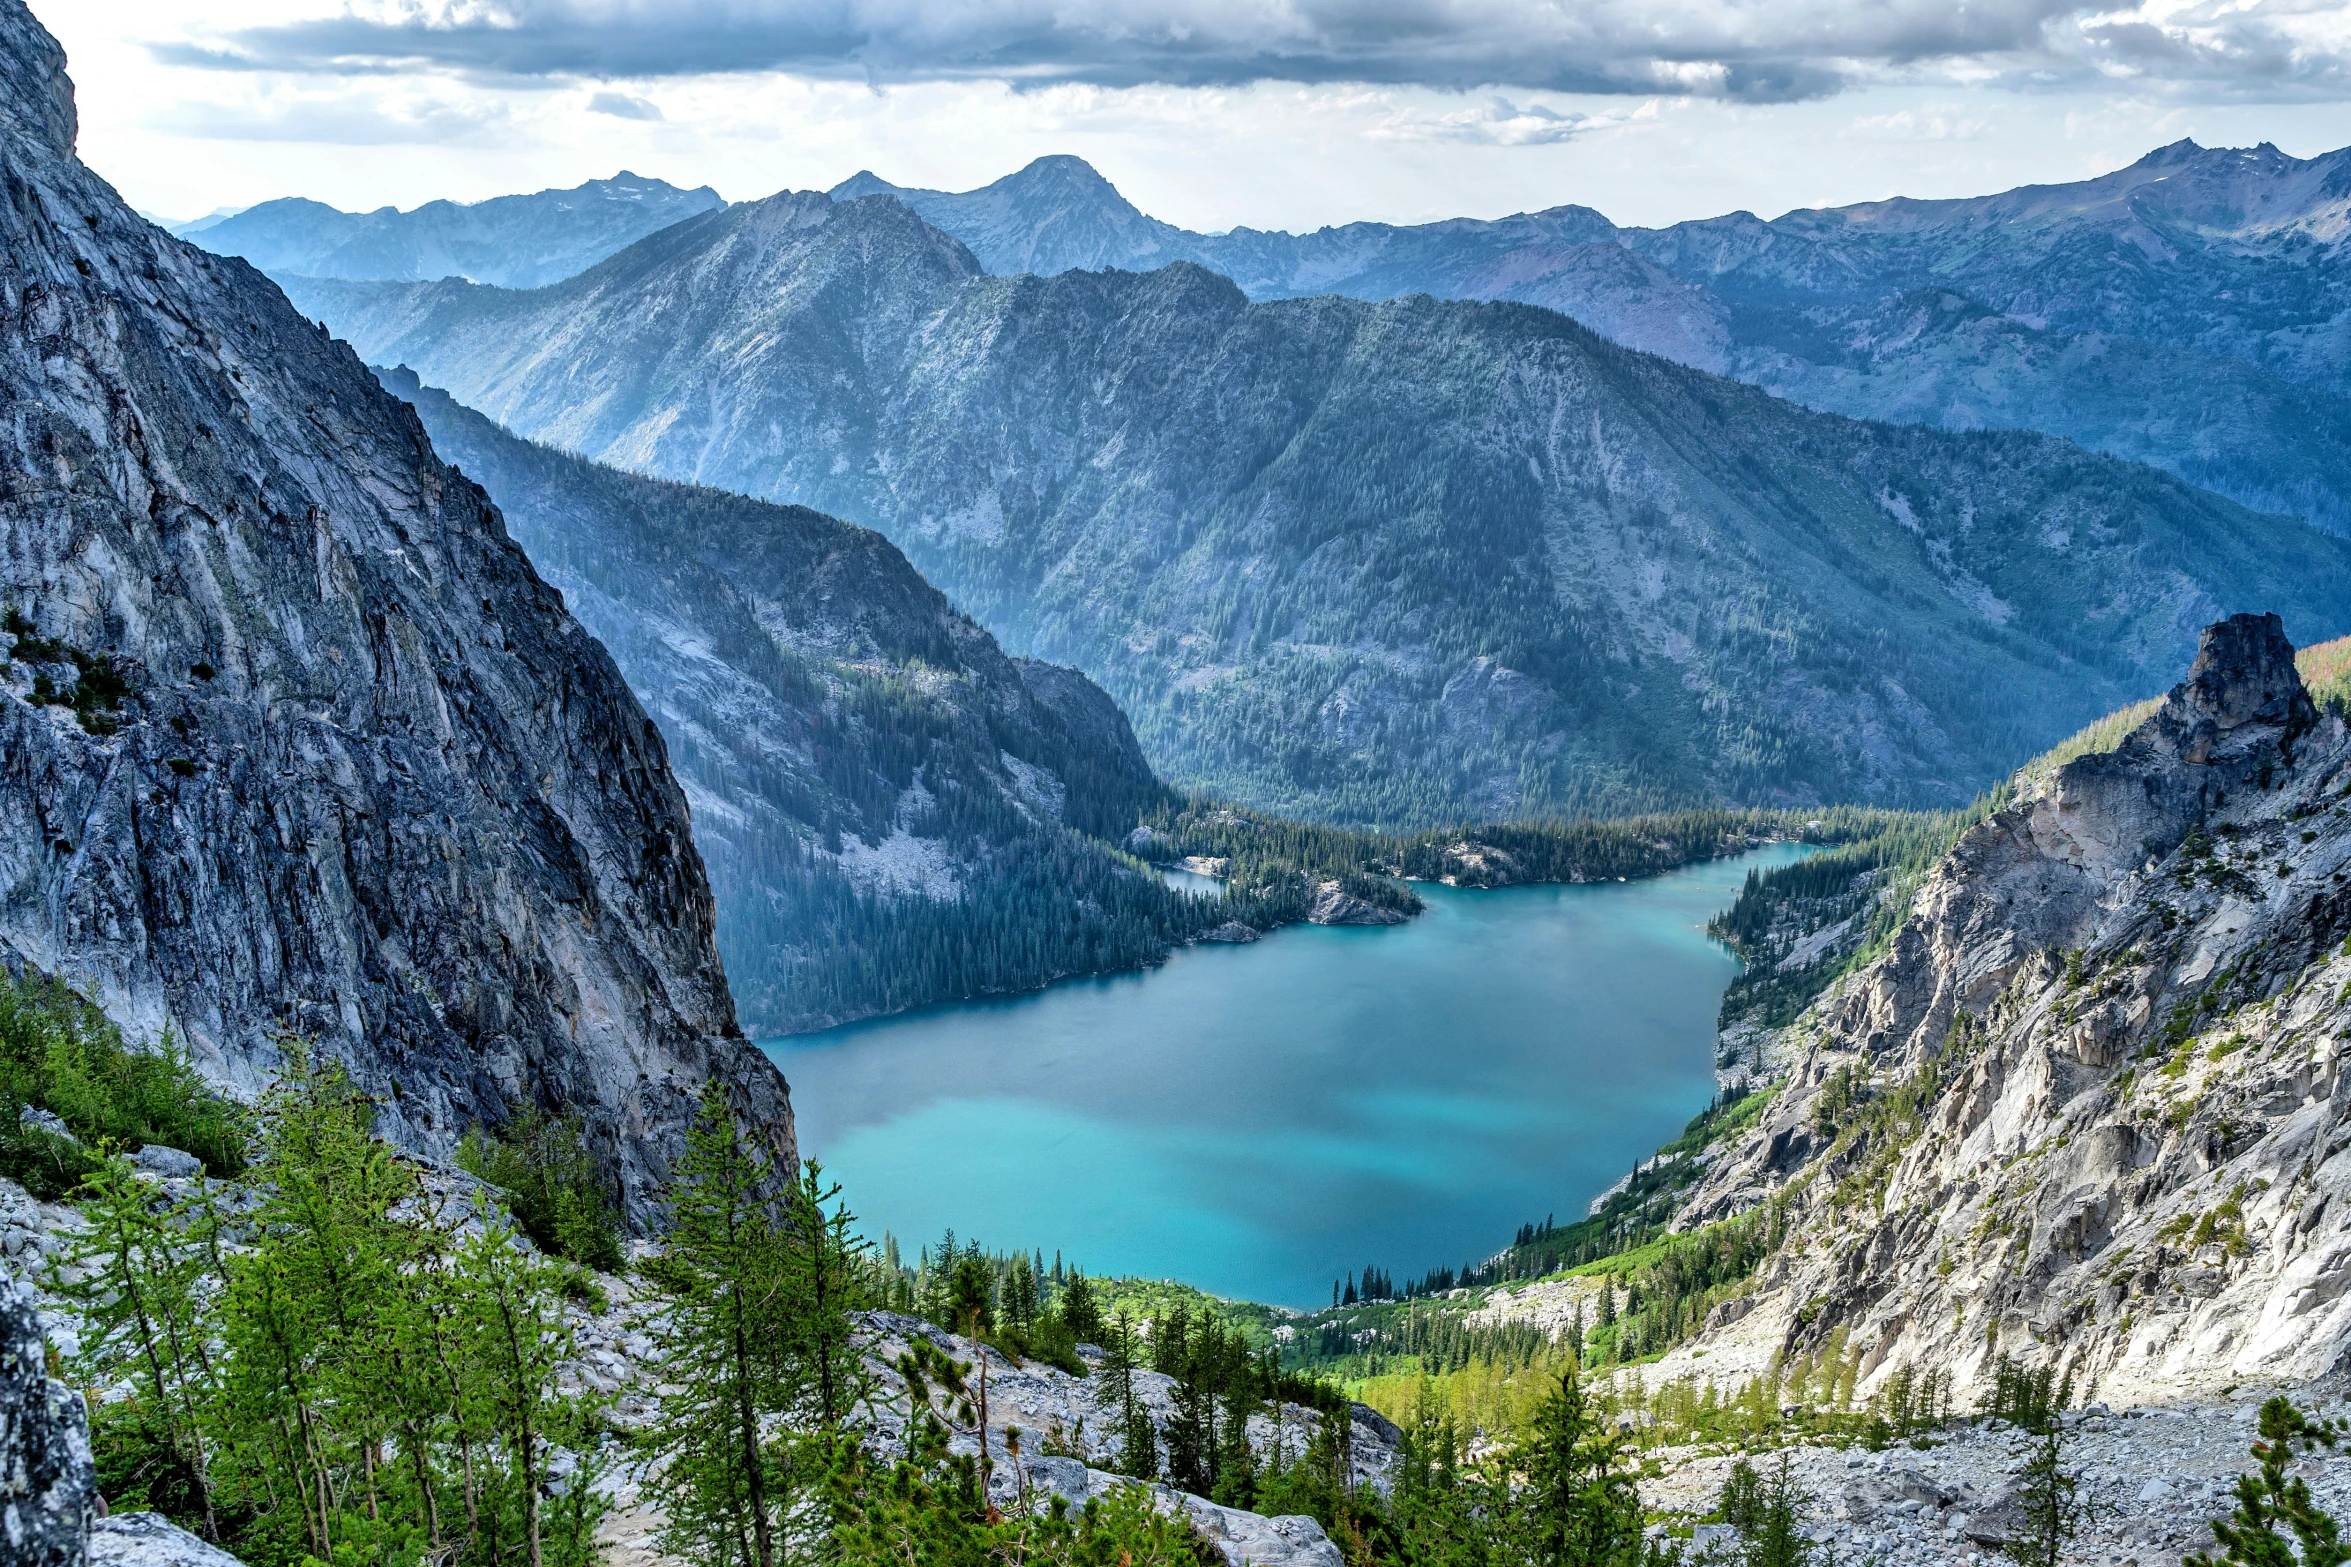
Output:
[[1659, 613, 2351, 1404], [0, 0, 788, 1211], [279, 192, 2351, 824]]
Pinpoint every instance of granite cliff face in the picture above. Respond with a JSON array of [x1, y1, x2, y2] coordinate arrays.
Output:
[[279, 193, 2351, 823], [1658, 614, 2351, 1404], [376, 371, 1209, 1035], [0, 0, 788, 1211]]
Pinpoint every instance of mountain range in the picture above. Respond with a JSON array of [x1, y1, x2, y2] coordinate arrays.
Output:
[[0, 1, 788, 1210], [375, 369, 1215, 1035], [839, 146, 2351, 533], [178, 172, 724, 290], [275, 190, 2351, 824]]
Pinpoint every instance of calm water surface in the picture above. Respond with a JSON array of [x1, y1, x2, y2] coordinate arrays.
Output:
[[762, 846, 1803, 1307]]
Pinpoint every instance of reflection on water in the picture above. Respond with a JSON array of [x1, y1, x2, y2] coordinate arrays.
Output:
[[763, 846, 1803, 1307]]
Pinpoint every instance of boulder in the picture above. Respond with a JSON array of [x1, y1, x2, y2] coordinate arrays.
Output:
[[131, 1147, 201, 1181], [0, 1272, 94, 1567], [88, 1514, 248, 1567]]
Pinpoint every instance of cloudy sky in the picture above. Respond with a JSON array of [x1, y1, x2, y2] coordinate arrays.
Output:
[[39, 0, 2351, 232]]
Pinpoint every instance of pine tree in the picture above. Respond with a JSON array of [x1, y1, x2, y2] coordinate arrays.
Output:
[[780, 1161, 871, 1427], [454, 1192, 607, 1567], [1731, 1454, 1822, 1567], [1509, 1363, 1646, 1567], [2187, 1399, 2343, 1567], [1058, 1269, 1103, 1344], [640, 1086, 793, 1567], [2009, 1422, 2096, 1567], [59, 1154, 225, 1538], [1212, 1380, 1260, 1510], [1101, 1309, 1156, 1480]]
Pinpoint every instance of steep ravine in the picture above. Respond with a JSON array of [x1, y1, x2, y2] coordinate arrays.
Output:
[[373, 369, 1215, 1036], [0, 0, 790, 1208]]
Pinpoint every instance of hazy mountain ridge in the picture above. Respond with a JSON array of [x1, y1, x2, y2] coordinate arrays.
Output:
[[180, 171, 725, 290], [377, 370, 1219, 1035], [847, 145, 2351, 532], [0, 0, 789, 1213], [279, 191, 2351, 824]]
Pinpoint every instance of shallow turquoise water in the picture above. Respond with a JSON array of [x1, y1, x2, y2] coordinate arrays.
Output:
[[761, 846, 1803, 1307]]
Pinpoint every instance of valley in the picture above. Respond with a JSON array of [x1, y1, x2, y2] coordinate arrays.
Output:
[[14, 0, 2351, 1563]]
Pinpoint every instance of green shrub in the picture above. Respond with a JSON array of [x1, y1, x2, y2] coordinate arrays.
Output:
[[457, 1109, 625, 1271], [0, 970, 246, 1196]]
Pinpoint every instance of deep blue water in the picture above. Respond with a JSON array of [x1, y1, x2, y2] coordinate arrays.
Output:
[[760, 846, 1803, 1307]]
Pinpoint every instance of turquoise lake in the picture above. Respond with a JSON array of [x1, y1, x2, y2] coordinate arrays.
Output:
[[761, 845, 1804, 1308]]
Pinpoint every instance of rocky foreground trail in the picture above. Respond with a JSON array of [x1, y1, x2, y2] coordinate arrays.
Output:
[[1636, 1382, 2351, 1567]]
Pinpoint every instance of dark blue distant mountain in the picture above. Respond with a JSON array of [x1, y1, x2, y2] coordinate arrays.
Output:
[[179, 171, 724, 289]]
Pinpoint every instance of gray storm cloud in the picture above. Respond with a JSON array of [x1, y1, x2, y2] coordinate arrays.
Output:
[[171, 0, 2351, 101]]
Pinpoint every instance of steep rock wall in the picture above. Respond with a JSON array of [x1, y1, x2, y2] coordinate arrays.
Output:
[[0, 0, 789, 1211], [1668, 614, 2351, 1404]]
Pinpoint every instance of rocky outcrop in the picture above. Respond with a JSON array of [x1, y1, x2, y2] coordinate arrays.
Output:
[[1, 1273, 93, 1567], [1660, 613, 2351, 1405], [570, 1293, 1383, 1567], [0, 0, 788, 1211], [88, 1514, 249, 1567], [1306, 880, 1411, 927], [1636, 1398, 2351, 1567]]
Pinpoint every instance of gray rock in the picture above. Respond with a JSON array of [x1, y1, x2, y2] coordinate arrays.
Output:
[[1654, 614, 2351, 1405], [131, 1147, 201, 1180], [1692, 1523, 1741, 1556], [1960, 1491, 2024, 1548], [1170, 1489, 1345, 1567], [18, 1108, 74, 1144], [1306, 881, 1410, 927], [1198, 922, 1261, 944], [0, 0, 791, 1222], [89, 1512, 249, 1567], [0, 1272, 94, 1567], [1020, 1455, 1093, 1511]]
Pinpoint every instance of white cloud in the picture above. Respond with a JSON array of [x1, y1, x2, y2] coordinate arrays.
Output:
[[587, 88, 660, 119], [1842, 105, 1992, 142], [30, 1, 2351, 235], [125, 0, 2351, 104]]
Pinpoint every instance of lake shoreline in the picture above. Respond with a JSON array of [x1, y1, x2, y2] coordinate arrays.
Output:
[[763, 845, 1805, 1309]]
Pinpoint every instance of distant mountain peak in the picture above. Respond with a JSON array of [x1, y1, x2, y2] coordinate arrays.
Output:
[[181, 170, 726, 288], [830, 169, 904, 200]]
